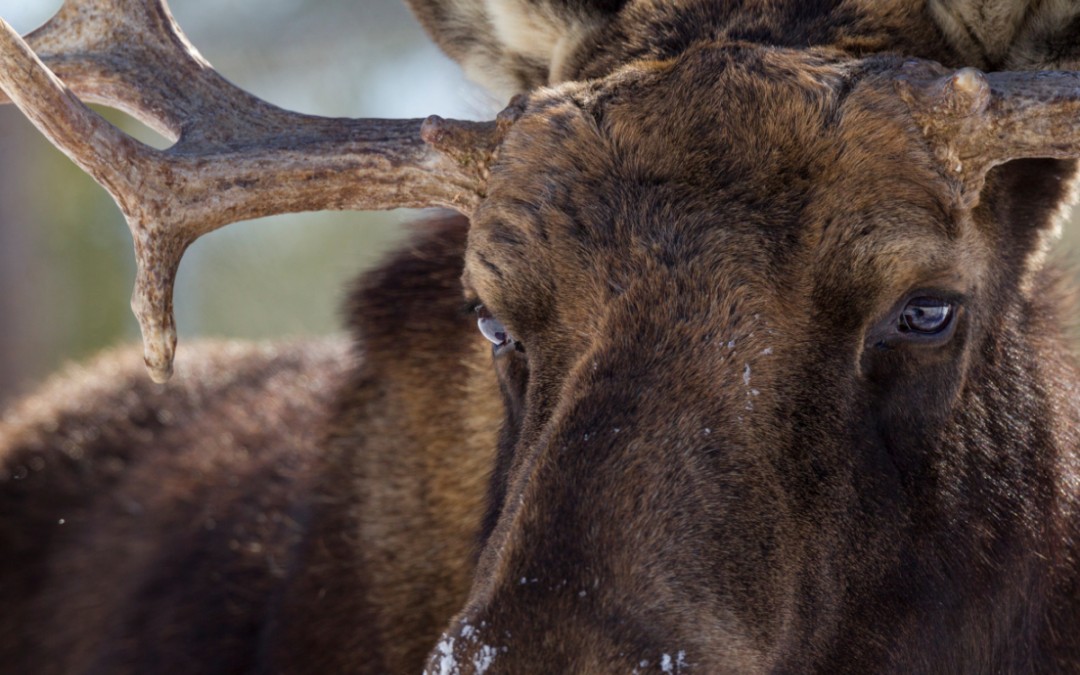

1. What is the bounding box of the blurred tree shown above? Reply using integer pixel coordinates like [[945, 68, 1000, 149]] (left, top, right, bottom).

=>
[[0, 110, 34, 405]]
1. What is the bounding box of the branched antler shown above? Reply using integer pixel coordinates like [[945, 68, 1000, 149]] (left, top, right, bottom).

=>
[[897, 64, 1080, 207], [0, 0, 520, 382]]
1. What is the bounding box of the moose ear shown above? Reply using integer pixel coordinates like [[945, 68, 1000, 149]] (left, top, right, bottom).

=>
[[405, 0, 625, 98], [930, 0, 1080, 70]]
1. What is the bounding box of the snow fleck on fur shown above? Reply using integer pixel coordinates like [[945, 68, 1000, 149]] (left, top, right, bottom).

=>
[[427, 622, 504, 674], [433, 635, 457, 675], [632, 649, 691, 673], [472, 644, 498, 674]]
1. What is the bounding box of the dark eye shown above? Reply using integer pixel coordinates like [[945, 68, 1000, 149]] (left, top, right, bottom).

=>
[[898, 297, 954, 335], [476, 305, 514, 348]]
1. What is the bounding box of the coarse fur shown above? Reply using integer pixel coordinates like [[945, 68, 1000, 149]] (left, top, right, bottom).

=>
[[3, 0, 1080, 673]]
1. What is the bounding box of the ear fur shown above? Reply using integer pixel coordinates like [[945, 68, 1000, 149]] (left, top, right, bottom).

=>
[[930, 0, 1080, 69], [404, 0, 626, 98]]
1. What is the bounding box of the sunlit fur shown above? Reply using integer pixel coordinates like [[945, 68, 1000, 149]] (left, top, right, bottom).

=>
[[3, 1, 1080, 673]]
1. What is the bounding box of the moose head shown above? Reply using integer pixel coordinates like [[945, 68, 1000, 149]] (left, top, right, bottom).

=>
[[1, 0, 1079, 673], [426, 50, 1080, 671]]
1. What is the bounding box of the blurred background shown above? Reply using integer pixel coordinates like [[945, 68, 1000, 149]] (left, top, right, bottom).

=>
[[0, 0, 495, 405], [0, 1, 1078, 407]]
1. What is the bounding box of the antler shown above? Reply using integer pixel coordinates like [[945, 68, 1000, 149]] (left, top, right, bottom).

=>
[[897, 64, 1080, 207], [0, 0, 520, 382]]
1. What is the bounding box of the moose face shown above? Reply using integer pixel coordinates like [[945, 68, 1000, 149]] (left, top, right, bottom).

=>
[[435, 46, 1069, 671]]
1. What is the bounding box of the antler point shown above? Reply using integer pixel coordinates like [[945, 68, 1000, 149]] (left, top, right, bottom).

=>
[[948, 67, 991, 116], [420, 115, 448, 146]]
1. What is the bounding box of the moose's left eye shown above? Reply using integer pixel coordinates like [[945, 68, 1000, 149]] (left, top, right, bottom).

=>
[[476, 305, 514, 347], [898, 297, 954, 335]]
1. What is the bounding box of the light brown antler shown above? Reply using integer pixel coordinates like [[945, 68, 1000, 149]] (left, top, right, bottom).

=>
[[0, 0, 520, 382], [897, 64, 1080, 207]]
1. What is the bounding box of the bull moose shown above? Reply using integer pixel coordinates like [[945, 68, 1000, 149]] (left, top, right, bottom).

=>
[[2, 0, 1080, 672]]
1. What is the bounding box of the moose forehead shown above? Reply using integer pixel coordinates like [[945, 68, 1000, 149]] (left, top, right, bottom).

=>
[[468, 47, 983, 326]]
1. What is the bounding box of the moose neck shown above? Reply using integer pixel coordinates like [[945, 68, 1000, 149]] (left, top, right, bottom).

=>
[[267, 216, 503, 674]]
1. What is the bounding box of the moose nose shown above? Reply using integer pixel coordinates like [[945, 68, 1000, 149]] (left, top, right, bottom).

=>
[[417, 320, 790, 673], [421, 416, 774, 672]]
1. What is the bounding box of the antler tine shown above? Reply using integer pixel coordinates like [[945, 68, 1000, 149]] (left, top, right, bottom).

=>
[[0, 0, 195, 139], [0, 0, 519, 382], [897, 64, 1080, 206]]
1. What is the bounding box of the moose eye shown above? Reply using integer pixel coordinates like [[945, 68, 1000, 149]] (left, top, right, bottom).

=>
[[476, 305, 514, 348], [898, 297, 954, 335]]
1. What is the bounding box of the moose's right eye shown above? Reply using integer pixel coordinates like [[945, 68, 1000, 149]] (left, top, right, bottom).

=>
[[476, 305, 516, 350], [898, 297, 954, 335], [866, 292, 964, 353]]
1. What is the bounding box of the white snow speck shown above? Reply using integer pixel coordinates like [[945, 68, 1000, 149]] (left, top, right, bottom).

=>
[[727, 340, 736, 349], [743, 363, 751, 386], [762, 347, 773, 355], [433, 635, 456, 675], [428, 624, 504, 675], [473, 644, 498, 674], [660, 650, 690, 673]]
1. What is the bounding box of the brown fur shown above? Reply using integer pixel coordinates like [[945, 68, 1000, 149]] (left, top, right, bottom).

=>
[[0, 339, 349, 673], [4, 1, 1080, 673]]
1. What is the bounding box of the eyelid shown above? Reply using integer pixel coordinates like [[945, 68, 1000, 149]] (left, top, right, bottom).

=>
[[876, 288, 966, 324], [905, 288, 966, 306]]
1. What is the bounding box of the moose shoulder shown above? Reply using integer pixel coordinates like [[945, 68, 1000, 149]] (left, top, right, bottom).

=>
[[2, 0, 1080, 673]]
